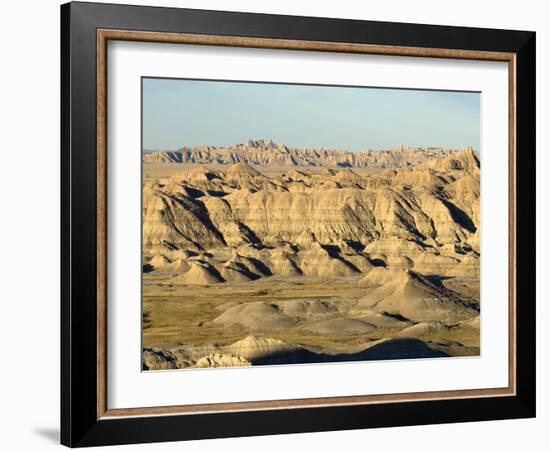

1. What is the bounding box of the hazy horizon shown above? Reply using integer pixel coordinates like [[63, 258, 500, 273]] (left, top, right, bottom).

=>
[[141, 140, 477, 153], [143, 78, 480, 152]]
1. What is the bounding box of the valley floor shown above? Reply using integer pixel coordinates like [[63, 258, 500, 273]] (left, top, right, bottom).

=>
[[143, 274, 480, 370]]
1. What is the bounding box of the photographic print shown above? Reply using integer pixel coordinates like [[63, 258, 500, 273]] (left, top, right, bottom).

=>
[[141, 78, 481, 371], [62, 6, 535, 444]]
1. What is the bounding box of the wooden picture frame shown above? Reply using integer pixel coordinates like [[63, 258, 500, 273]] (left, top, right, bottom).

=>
[[61, 1, 536, 447]]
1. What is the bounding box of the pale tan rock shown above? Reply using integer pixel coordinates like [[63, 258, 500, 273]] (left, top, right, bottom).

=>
[[143, 349, 177, 370], [213, 302, 296, 330], [285, 168, 311, 182], [227, 336, 300, 360], [396, 321, 449, 338], [143, 146, 479, 284], [169, 258, 190, 272], [390, 167, 445, 189], [142, 184, 225, 253], [226, 162, 264, 180], [412, 252, 461, 274], [267, 252, 302, 276], [355, 267, 478, 324], [352, 310, 412, 328], [421, 147, 480, 175], [171, 261, 225, 285], [149, 254, 171, 268], [333, 168, 364, 184], [144, 140, 457, 168], [297, 242, 358, 277], [276, 299, 337, 318], [386, 255, 414, 269], [459, 315, 480, 329], [194, 353, 251, 368], [220, 257, 259, 282], [446, 254, 480, 278]]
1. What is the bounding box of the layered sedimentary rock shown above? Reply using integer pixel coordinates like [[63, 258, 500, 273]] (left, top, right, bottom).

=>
[[143, 147, 480, 281], [144, 139, 459, 168]]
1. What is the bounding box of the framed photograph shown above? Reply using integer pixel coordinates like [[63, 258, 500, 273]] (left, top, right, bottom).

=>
[[61, 1, 536, 447]]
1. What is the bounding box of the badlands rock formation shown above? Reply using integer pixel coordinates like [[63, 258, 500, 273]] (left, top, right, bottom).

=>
[[144, 139, 458, 168], [142, 144, 481, 369]]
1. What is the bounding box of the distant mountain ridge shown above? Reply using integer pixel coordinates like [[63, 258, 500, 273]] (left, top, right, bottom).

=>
[[143, 139, 473, 169]]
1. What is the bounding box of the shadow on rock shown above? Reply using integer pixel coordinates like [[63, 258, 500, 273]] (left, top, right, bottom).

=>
[[251, 338, 447, 366]]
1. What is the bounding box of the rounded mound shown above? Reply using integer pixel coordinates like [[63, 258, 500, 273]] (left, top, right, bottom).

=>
[[397, 321, 449, 338], [213, 302, 295, 331], [149, 254, 171, 268], [227, 336, 299, 360], [276, 299, 337, 318], [301, 318, 376, 336], [171, 261, 225, 285], [355, 267, 478, 324], [226, 162, 263, 179]]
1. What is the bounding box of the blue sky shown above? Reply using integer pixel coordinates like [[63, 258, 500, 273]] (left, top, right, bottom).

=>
[[142, 78, 480, 152]]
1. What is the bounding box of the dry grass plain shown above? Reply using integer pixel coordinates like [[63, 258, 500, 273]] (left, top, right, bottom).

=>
[[143, 274, 479, 353]]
